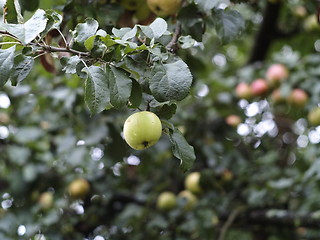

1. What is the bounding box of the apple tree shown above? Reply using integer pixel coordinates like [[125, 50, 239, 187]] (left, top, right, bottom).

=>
[[0, 0, 320, 239]]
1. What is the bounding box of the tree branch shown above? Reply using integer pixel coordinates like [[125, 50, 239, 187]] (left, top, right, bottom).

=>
[[247, 1, 282, 64], [166, 23, 181, 53]]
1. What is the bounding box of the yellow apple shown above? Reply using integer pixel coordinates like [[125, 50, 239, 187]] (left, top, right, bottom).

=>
[[156, 191, 177, 211], [184, 172, 202, 194], [38, 192, 54, 209], [123, 111, 162, 150], [147, 0, 182, 17], [308, 107, 320, 126], [68, 178, 90, 199], [120, 0, 145, 10], [178, 190, 198, 210]]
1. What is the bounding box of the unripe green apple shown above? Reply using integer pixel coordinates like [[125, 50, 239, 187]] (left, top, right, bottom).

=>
[[123, 111, 162, 150], [38, 192, 54, 210], [68, 178, 90, 199], [147, 0, 182, 17], [185, 172, 202, 194], [178, 190, 198, 210], [304, 15, 320, 32], [308, 107, 320, 126], [156, 191, 177, 211], [235, 82, 253, 100], [225, 115, 242, 128], [266, 64, 288, 86], [251, 78, 269, 96], [287, 88, 308, 107]]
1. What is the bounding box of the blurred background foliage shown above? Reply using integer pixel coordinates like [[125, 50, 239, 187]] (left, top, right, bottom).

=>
[[1, 0, 320, 239]]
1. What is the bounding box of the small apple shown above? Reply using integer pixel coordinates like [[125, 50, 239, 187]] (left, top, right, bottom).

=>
[[287, 88, 308, 107], [293, 6, 307, 18], [38, 192, 53, 210], [156, 191, 177, 211], [222, 169, 233, 182], [308, 107, 320, 126], [225, 115, 242, 128], [147, 0, 182, 17], [185, 172, 202, 194], [266, 64, 288, 86], [68, 178, 90, 199], [0, 112, 10, 124], [123, 111, 162, 150], [251, 78, 269, 96], [235, 82, 253, 100], [270, 89, 285, 104], [178, 190, 198, 210], [304, 15, 320, 32]]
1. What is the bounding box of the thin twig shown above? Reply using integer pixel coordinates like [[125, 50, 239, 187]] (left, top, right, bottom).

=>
[[56, 28, 69, 48], [218, 206, 247, 240], [166, 23, 181, 52]]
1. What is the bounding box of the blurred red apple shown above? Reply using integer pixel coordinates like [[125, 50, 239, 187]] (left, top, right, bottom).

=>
[[235, 82, 253, 100], [251, 78, 269, 96]]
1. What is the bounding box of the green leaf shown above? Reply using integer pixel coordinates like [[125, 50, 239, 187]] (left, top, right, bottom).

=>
[[60, 55, 81, 74], [212, 8, 245, 43], [10, 55, 34, 86], [179, 35, 196, 49], [108, 66, 132, 108], [194, 0, 219, 11], [73, 18, 99, 44], [0, 45, 15, 87], [122, 25, 137, 41], [2, 9, 47, 44], [4, 0, 23, 23], [83, 66, 111, 115], [150, 58, 193, 102], [42, 10, 63, 35], [157, 103, 177, 119], [168, 127, 195, 172], [149, 17, 168, 39], [129, 79, 142, 108]]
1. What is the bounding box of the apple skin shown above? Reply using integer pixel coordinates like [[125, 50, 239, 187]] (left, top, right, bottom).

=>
[[68, 178, 90, 199], [235, 82, 253, 100], [156, 191, 177, 211], [147, 0, 182, 17], [304, 15, 320, 32], [185, 172, 202, 194], [266, 64, 288, 86], [251, 78, 269, 96], [225, 115, 242, 128], [308, 107, 320, 126], [38, 192, 54, 209], [123, 111, 162, 150], [287, 89, 308, 107], [178, 190, 198, 210]]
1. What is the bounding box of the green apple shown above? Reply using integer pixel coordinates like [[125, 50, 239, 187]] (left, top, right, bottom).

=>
[[123, 111, 162, 150], [185, 172, 202, 194], [68, 178, 90, 199], [147, 0, 182, 17], [120, 0, 144, 10], [156, 191, 177, 211], [308, 107, 320, 126], [178, 190, 198, 210], [38, 192, 53, 210]]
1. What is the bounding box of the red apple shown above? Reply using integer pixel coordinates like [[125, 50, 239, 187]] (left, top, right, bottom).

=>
[[270, 89, 285, 104], [235, 82, 253, 100], [287, 88, 308, 107], [251, 78, 269, 96], [225, 115, 242, 127], [266, 64, 288, 86]]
